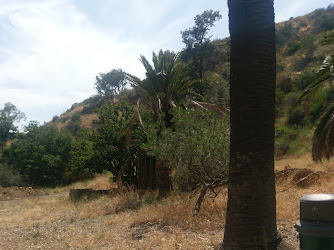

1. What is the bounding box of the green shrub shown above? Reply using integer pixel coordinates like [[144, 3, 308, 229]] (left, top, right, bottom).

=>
[[310, 88, 330, 122], [277, 74, 292, 93], [321, 32, 334, 45], [293, 71, 317, 90], [1, 122, 72, 186], [143, 108, 229, 191], [275, 126, 298, 156], [288, 107, 306, 126], [59, 116, 70, 124], [65, 113, 81, 135], [276, 22, 293, 48], [286, 41, 301, 56], [275, 89, 285, 117], [276, 54, 286, 73], [64, 128, 95, 183], [320, 13, 334, 31], [52, 115, 59, 123], [0, 163, 24, 187]]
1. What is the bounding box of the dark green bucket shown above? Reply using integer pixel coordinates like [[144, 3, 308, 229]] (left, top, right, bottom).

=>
[[295, 194, 334, 250]]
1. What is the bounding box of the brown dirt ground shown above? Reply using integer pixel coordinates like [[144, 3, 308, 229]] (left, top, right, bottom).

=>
[[1, 154, 334, 249]]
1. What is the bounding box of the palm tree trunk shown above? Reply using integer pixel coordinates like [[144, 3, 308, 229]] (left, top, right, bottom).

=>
[[223, 0, 279, 249]]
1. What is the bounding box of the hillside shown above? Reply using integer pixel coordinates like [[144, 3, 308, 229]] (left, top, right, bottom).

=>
[[2, 5, 334, 249], [48, 6, 334, 160]]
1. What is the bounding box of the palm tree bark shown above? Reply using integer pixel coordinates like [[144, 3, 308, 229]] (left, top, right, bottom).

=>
[[223, 1, 279, 249]]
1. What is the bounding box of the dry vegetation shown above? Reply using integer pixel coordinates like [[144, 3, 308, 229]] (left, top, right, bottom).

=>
[[1, 154, 334, 249]]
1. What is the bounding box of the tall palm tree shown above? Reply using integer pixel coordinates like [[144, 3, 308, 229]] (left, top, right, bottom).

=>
[[131, 50, 199, 127], [128, 50, 200, 195], [223, 0, 279, 249]]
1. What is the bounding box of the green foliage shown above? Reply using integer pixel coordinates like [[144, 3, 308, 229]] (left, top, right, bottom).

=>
[[276, 54, 286, 73], [203, 72, 229, 107], [276, 22, 293, 48], [0, 163, 24, 187], [59, 116, 70, 124], [2, 122, 72, 186], [300, 35, 316, 50], [275, 89, 285, 117], [93, 101, 140, 185], [309, 87, 330, 122], [288, 106, 306, 126], [275, 125, 297, 155], [65, 113, 81, 135], [64, 128, 95, 183], [319, 12, 334, 31], [143, 108, 229, 191], [95, 69, 127, 98], [293, 70, 317, 90], [52, 115, 59, 122], [81, 95, 106, 115], [312, 104, 334, 162], [181, 10, 222, 49], [286, 41, 301, 56], [129, 50, 200, 127], [0, 103, 26, 149], [277, 73, 292, 93], [180, 10, 222, 87], [321, 32, 334, 45]]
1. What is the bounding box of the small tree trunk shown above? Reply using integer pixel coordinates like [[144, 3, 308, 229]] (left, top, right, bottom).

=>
[[137, 149, 156, 190]]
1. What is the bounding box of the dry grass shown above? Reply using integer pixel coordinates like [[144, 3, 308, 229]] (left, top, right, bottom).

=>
[[1, 153, 334, 249], [80, 113, 98, 128]]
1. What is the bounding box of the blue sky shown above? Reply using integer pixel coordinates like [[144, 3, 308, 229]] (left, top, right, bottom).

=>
[[0, 0, 333, 126]]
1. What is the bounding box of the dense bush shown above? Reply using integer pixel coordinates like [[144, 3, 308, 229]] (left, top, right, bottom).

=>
[[275, 126, 297, 156], [0, 163, 24, 187], [92, 101, 141, 185], [276, 22, 293, 48], [288, 106, 306, 126], [277, 73, 292, 93], [319, 13, 334, 31], [286, 41, 301, 56], [310, 88, 330, 122], [275, 89, 285, 117], [81, 95, 106, 115], [65, 113, 81, 135], [203, 73, 230, 107], [2, 122, 72, 186], [143, 108, 229, 191], [64, 128, 95, 183], [293, 71, 317, 90]]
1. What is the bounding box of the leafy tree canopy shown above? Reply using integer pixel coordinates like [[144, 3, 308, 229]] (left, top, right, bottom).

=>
[[2, 122, 72, 186], [181, 10, 222, 49], [95, 69, 127, 98], [0, 102, 26, 149]]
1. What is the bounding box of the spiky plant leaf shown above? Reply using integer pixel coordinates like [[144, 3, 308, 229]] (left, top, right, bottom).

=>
[[312, 104, 334, 162]]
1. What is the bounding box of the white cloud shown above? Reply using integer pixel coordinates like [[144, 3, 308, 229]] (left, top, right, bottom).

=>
[[0, 0, 332, 125]]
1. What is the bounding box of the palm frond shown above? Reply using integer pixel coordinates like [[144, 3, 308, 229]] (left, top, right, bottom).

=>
[[116, 111, 138, 142], [296, 58, 333, 106], [312, 104, 334, 162]]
